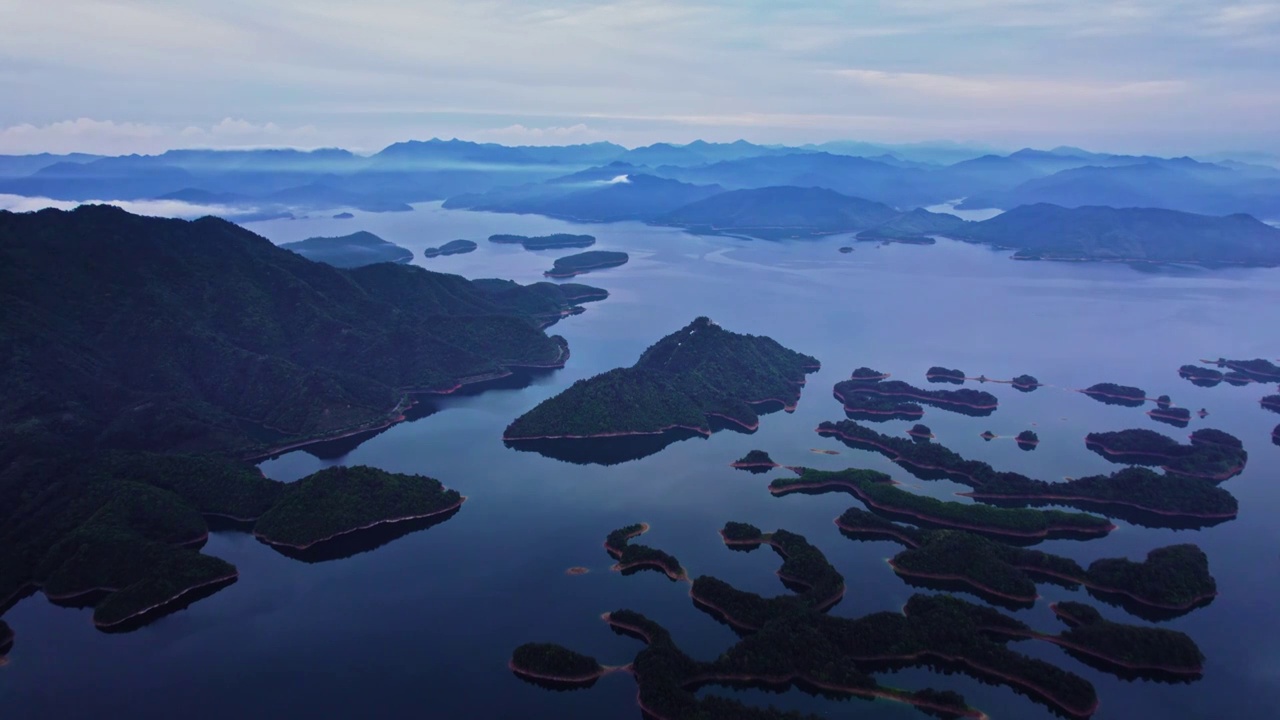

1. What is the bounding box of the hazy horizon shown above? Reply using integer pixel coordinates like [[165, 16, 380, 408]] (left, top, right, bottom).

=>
[[3, 1, 1278, 156]]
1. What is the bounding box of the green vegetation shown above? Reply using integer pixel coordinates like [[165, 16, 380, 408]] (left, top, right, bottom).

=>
[[952, 203, 1280, 266], [834, 379, 997, 417], [422, 239, 477, 258], [1012, 374, 1040, 391], [254, 466, 463, 549], [1016, 430, 1039, 450], [605, 524, 685, 580], [1212, 358, 1280, 383], [1179, 365, 1223, 387], [1082, 383, 1147, 407], [544, 250, 629, 278], [848, 367, 888, 383], [1053, 602, 1204, 674], [909, 424, 933, 439], [732, 450, 776, 467], [1085, 428, 1247, 479], [838, 246, 853, 253], [488, 233, 595, 250], [1264, 395, 1280, 414], [839, 391, 925, 420], [279, 230, 414, 268], [1086, 545, 1216, 610], [505, 317, 818, 438], [774, 468, 1112, 539], [510, 643, 603, 680], [1, 206, 545, 630], [926, 366, 966, 384], [720, 521, 764, 543], [818, 420, 1239, 523]]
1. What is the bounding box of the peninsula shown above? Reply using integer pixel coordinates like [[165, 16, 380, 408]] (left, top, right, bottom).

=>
[[504, 317, 819, 442]]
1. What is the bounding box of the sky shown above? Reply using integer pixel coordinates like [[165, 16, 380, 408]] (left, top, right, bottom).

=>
[[1, 0, 1278, 156]]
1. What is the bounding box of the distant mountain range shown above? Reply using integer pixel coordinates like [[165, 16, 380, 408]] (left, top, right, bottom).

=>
[[2, 138, 1277, 222]]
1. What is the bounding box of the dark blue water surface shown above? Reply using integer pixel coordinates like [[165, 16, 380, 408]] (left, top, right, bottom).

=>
[[3, 203, 1279, 719]]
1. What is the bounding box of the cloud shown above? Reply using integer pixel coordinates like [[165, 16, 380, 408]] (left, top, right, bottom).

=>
[[473, 123, 600, 144], [0, 118, 322, 154], [0, 193, 254, 219], [829, 69, 1188, 103]]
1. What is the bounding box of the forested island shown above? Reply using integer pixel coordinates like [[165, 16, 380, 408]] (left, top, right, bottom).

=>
[[772, 468, 1114, 540], [1264, 395, 1280, 414], [489, 233, 596, 250], [1012, 374, 1041, 391], [504, 317, 818, 445], [422, 239, 477, 257], [604, 524, 686, 581], [1085, 428, 1247, 480], [731, 450, 779, 472], [1017, 430, 1039, 450], [1081, 383, 1148, 407], [517, 525, 1116, 719], [544, 250, 630, 278], [1179, 365, 1223, 387], [926, 367, 966, 385], [1210, 358, 1280, 383], [839, 391, 925, 421], [510, 643, 609, 686], [833, 377, 998, 417], [0, 206, 584, 631], [817, 420, 1239, 525], [849, 367, 891, 383], [908, 424, 934, 440], [280, 230, 414, 268]]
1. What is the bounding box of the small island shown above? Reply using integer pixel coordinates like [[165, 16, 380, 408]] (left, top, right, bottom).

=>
[[980, 430, 997, 441], [510, 642, 608, 686], [422, 239, 477, 258], [605, 524, 686, 581], [848, 366, 891, 383], [279, 230, 414, 268], [1179, 365, 1223, 387], [1081, 383, 1148, 408], [731, 450, 779, 472], [1016, 430, 1039, 450], [489, 233, 596, 250], [908, 424, 934, 440], [926, 366, 966, 385], [1263, 394, 1280, 414], [544, 250, 630, 278], [838, 246, 853, 254], [332, 212, 354, 219], [1211, 357, 1280, 383], [505, 317, 819, 447], [1148, 406, 1191, 427], [1012, 374, 1041, 392], [833, 378, 998, 417], [253, 466, 465, 551], [1084, 428, 1247, 481], [772, 468, 1114, 540]]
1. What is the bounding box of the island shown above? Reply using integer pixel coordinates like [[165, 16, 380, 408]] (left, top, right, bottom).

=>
[[0, 620, 11, 656], [332, 212, 354, 219], [544, 250, 630, 278], [908, 424, 934, 440], [1016, 430, 1039, 451], [772, 468, 1115, 540], [253, 466, 464, 551], [504, 317, 819, 452], [510, 643, 609, 686], [1012, 374, 1041, 392], [833, 510, 1215, 618], [1179, 365, 1223, 387], [489, 233, 596, 250], [1050, 601, 1204, 678], [1, 206, 588, 630], [1224, 372, 1254, 386], [1264, 395, 1280, 414], [838, 246, 853, 254], [927, 366, 966, 385], [517, 526, 1107, 719], [604, 524, 686, 581], [848, 366, 891, 383], [1210, 358, 1280, 383], [1273, 424, 1280, 446], [1148, 405, 1191, 427], [839, 390, 925, 421], [731, 450, 779, 472], [833, 378, 998, 417], [469, 278, 608, 328], [981, 431, 997, 441], [1081, 383, 1148, 408], [422, 239, 477, 258], [817, 420, 1239, 526], [279, 230, 414, 268], [1084, 428, 1247, 480]]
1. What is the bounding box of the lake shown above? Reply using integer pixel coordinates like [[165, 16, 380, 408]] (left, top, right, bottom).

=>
[[2, 202, 1278, 719]]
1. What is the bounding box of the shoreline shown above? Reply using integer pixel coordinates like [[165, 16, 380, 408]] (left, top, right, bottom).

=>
[[93, 571, 240, 630], [255, 496, 467, 550], [961, 490, 1237, 520], [506, 424, 711, 441], [844, 386, 998, 411], [888, 559, 1037, 603]]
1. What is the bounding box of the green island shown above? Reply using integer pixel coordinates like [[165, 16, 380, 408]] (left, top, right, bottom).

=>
[[0, 206, 579, 631], [1016, 430, 1039, 450], [848, 367, 890, 383], [422, 238, 477, 258], [839, 390, 925, 421], [504, 317, 819, 441], [926, 366, 966, 385], [834, 509, 1216, 617], [816, 420, 1239, 525], [1264, 395, 1280, 414], [544, 250, 630, 278], [1148, 406, 1191, 427], [279, 230, 414, 268], [253, 466, 464, 550], [1179, 365, 1223, 387], [488, 232, 596, 250], [1273, 424, 1280, 446], [731, 450, 779, 472], [1084, 428, 1247, 480], [510, 642, 607, 685], [517, 527, 1109, 719], [980, 431, 997, 441], [1210, 357, 1280, 383], [1050, 602, 1204, 677], [908, 424, 934, 440], [605, 524, 686, 581], [834, 378, 998, 418], [838, 246, 853, 254], [1081, 382, 1148, 408], [771, 468, 1114, 540], [712, 525, 845, 611], [1011, 374, 1041, 392]]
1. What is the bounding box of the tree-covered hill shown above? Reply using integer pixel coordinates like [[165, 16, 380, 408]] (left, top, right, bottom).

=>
[[279, 230, 414, 268]]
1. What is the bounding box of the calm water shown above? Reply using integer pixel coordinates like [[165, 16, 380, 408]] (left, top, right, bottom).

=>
[[3, 202, 1279, 719]]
